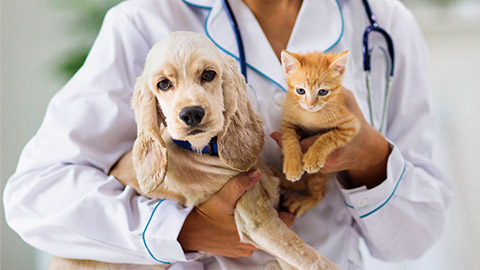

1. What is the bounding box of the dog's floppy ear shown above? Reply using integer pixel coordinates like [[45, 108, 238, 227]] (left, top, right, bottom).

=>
[[131, 75, 168, 194], [217, 57, 265, 171]]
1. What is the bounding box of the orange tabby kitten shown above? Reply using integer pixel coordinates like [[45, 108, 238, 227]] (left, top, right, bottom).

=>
[[280, 50, 360, 216]]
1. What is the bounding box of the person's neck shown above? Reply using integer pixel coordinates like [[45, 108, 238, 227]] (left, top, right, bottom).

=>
[[242, 0, 302, 15], [242, 0, 303, 60]]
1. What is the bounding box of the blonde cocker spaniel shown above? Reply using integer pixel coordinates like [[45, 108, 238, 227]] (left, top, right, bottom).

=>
[[49, 32, 338, 270]]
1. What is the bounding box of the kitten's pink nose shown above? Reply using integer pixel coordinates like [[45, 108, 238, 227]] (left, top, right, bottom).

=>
[[306, 99, 316, 108]]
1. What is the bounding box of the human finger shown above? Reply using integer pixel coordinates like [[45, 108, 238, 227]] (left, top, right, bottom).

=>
[[270, 132, 283, 148], [341, 87, 367, 122], [299, 134, 321, 153], [109, 150, 139, 189], [217, 246, 256, 258], [278, 211, 295, 227], [205, 169, 261, 215]]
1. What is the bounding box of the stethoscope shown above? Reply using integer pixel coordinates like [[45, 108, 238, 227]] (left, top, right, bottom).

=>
[[221, 0, 395, 133], [361, 0, 395, 133]]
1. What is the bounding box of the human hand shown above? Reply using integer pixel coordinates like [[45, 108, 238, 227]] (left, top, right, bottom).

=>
[[109, 150, 143, 191], [111, 152, 295, 256], [178, 170, 295, 257], [271, 87, 391, 189]]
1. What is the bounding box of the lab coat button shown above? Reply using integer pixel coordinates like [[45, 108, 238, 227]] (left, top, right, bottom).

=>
[[264, 260, 281, 270], [274, 92, 285, 106], [355, 198, 369, 207]]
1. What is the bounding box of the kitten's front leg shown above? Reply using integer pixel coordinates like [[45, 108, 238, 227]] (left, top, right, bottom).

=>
[[302, 135, 330, 173], [303, 118, 359, 173], [281, 122, 304, 181]]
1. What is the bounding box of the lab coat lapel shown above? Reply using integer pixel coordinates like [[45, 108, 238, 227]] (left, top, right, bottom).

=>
[[205, 0, 285, 89], [204, 0, 344, 91], [182, 0, 216, 9]]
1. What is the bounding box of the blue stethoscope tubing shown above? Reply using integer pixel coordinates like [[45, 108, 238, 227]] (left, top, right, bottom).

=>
[[361, 0, 395, 133], [361, 0, 395, 77], [222, 0, 395, 133], [221, 0, 248, 82]]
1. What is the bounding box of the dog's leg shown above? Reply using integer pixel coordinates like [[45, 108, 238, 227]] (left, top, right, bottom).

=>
[[234, 183, 338, 270], [276, 258, 298, 270]]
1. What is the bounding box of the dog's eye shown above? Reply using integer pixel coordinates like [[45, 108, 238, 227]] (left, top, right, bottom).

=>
[[201, 70, 216, 82], [157, 79, 172, 91]]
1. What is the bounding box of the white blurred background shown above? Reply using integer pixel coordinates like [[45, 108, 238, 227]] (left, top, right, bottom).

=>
[[1, 0, 479, 269]]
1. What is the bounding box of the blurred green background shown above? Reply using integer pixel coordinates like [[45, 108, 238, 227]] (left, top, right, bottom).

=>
[[50, 0, 122, 79]]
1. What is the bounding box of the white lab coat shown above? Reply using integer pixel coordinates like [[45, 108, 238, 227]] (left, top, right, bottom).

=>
[[3, 0, 453, 269]]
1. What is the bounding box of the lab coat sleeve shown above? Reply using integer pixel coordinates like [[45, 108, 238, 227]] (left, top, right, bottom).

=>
[[336, 6, 453, 261], [3, 3, 194, 264]]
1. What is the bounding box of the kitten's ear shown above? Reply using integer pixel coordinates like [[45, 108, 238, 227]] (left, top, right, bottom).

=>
[[329, 50, 349, 76], [281, 50, 301, 75]]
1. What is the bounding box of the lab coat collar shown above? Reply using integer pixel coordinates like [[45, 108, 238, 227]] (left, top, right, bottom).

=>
[[184, 0, 344, 91], [182, 0, 216, 9]]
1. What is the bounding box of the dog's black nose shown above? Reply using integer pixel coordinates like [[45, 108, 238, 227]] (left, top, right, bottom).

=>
[[179, 106, 205, 127]]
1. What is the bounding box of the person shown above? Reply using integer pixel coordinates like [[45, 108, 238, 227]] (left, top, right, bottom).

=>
[[3, 0, 453, 269]]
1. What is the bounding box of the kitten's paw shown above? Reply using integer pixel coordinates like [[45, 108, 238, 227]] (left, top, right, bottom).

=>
[[302, 152, 326, 173], [303, 163, 321, 174], [283, 159, 304, 182], [283, 195, 318, 217]]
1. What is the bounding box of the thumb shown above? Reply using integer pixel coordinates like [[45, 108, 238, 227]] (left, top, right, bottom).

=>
[[270, 132, 283, 148], [204, 169, 261, 215]]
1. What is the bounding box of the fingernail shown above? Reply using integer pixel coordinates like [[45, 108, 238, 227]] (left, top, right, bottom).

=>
[[248, 169, 260, 180]]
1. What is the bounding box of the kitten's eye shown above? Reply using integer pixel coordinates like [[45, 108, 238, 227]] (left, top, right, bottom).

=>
[[157, 79, 172, 91], [201, 70, 216, 82], [296, 88, 306, 95], [318, 89, 329, 96]]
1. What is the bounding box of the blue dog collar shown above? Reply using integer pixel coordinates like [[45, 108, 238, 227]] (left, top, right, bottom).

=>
[[171, 137, 219, 156]]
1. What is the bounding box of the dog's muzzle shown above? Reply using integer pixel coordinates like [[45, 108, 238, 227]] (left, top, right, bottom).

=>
[[179, 106, 205, 127]]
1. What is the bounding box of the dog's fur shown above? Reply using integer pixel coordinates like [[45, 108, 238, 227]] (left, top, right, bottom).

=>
[[49, 32, 338, 270]]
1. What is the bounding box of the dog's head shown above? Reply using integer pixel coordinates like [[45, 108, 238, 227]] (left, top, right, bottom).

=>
[[132, 31, 265, 194]]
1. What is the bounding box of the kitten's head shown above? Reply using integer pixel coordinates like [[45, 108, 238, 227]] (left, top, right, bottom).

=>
[[281, 50, 349, 112]]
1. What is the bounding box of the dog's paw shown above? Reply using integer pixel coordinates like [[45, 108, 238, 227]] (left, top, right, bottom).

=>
[[302, 151, 326, 173], [283, 159, 304, 182], [283, 195, 318, 217]]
